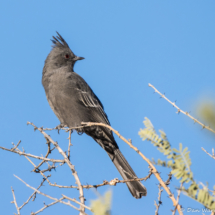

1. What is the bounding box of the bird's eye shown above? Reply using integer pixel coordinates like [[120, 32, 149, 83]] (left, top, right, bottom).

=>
[[65, 54, 70, 59]]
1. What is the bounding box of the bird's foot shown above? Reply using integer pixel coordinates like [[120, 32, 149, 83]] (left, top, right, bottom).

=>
[[54, 123, 66, 133]]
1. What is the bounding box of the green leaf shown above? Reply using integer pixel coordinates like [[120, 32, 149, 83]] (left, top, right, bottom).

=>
[[179, 143, 183, 152], [180, 175, 188, 183], [197, 189, 206, 203], [167, 154, 173, 159], [183, 147, 188, 153]]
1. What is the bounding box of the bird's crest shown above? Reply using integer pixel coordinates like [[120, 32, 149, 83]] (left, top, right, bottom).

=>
[[51, 32, 70, 49]]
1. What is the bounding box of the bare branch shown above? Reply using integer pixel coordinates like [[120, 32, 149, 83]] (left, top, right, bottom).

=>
[[14, 175, 83, 213], [32, 140, 52, 172], [67, 130, 73, 160], [62, 195, 92, 212], [154, 184, 163, 215], [81, 122, 183, 215], [202, 147, 215, 160], [19, 178, 47, 210], [27, 122, 86, 215], [148, 83, 215, 134], [0, 145, 63, 163], [11, 187, 20, 215], [11, 140, 21, 152], [165, 173, 172, 186], [172, 183, 183, 215], [31, 197, 64, 215]]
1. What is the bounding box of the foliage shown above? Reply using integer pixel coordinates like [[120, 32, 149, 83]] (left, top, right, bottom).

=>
[[197, 101, 215, 130], [139, 117, 215, 210], [90, 191, 112, 215]]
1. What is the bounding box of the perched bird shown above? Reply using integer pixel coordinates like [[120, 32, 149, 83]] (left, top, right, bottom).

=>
[[42, 32, 147, 198]]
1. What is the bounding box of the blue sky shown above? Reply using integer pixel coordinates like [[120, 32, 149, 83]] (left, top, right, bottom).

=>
[[0, 1, 215, 214]]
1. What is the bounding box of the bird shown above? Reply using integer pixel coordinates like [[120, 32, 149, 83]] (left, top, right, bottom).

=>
[[42, 32, 147, 199]]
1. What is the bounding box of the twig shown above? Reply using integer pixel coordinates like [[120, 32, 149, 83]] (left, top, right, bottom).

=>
[[202, 147, 215, 160], [11, 187, 20, 215], [22, 162, 151, 190], [67, 130, 73, 160], [38, 162, 56, 173], [172, 183, 183, 215], [154, 184, 163, 215], [17, 148, 77, 189], [32, 140, 52, 172], [0, 145, 63, 163], [19, 178, 47, 210], [62, 195, 92, 212], [83, 167, 153, 189], [14, 146, 65, 191], [154, 173, 171, 215], [31, 197, 64, 215], [14, 175, 83, 213], [165, 173, 172, 186], [81, 122, 183, 215], [11, 140, 21, 152], [148, 83, 215, 134], [27, 122, 86, 215]]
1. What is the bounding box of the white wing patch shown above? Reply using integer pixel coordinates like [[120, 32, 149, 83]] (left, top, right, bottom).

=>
[[77, 88, 109, 124]]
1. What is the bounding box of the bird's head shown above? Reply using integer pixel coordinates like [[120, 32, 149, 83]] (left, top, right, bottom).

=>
[[44, 32, 84, 71]]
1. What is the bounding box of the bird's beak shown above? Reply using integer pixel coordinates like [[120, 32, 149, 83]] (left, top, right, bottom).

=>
[[74, 56, 85, 61]]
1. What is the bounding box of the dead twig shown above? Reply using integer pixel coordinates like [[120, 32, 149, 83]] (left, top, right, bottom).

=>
[[67, 130, 73, 160], [19, 178, 47, 210], [81, 122, 183, 215], [148, 83, 215, 134], [11, 140, 21, 152], [27, 122, 86, 215], [154, 184, 163, 215], [32, 140, 52, 172], [31, 197, 64, 215], [62, 195, 93, 212], [14, 175, 85, 213], [172, 183, 183, 215], [11, 187, 20, 215], [0, 145, 63, 163], [202, 147, 215, 160]]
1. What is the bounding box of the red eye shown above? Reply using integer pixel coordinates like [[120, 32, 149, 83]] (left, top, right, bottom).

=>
[[65, 54, 69, 59]]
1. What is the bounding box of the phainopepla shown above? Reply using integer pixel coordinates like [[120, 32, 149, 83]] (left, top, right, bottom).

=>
[[42, 32, 147, 199]]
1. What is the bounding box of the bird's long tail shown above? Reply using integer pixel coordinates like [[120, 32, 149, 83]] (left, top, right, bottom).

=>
[[108, 148, 147, 199], [84, 126, 147, 199]]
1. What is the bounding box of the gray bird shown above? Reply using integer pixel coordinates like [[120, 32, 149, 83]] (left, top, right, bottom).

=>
[[42, 32, 147, 199]]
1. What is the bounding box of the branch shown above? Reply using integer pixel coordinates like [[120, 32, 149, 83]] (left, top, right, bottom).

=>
[[154, 184, 163, 215], [202, 147, 215, 160], [81, 122, 183, 215], [67, 130, 73, 160], [19, 178, 47, 210], [11, 187, 20, 215], [172, 183, 183, 215], [27, 122, 86, 215], [14, 175, 86, 214], [11, 140, 21, 152], [31, 140, 52, 172], [16, 146, 78, 189], [62, 195, 93, 212], [82, 167, 153, 189], [148, 83, 215, 134], [31, 197, 64, 215], [0, 145, 63, 163]]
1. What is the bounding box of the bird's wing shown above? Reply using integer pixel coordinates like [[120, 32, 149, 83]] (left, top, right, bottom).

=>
[[70, 72, 116, 144], [76, 87, 110, 125]]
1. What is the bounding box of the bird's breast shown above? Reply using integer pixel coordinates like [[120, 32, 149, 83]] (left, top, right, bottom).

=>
[[44, 71, 85, 127]]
